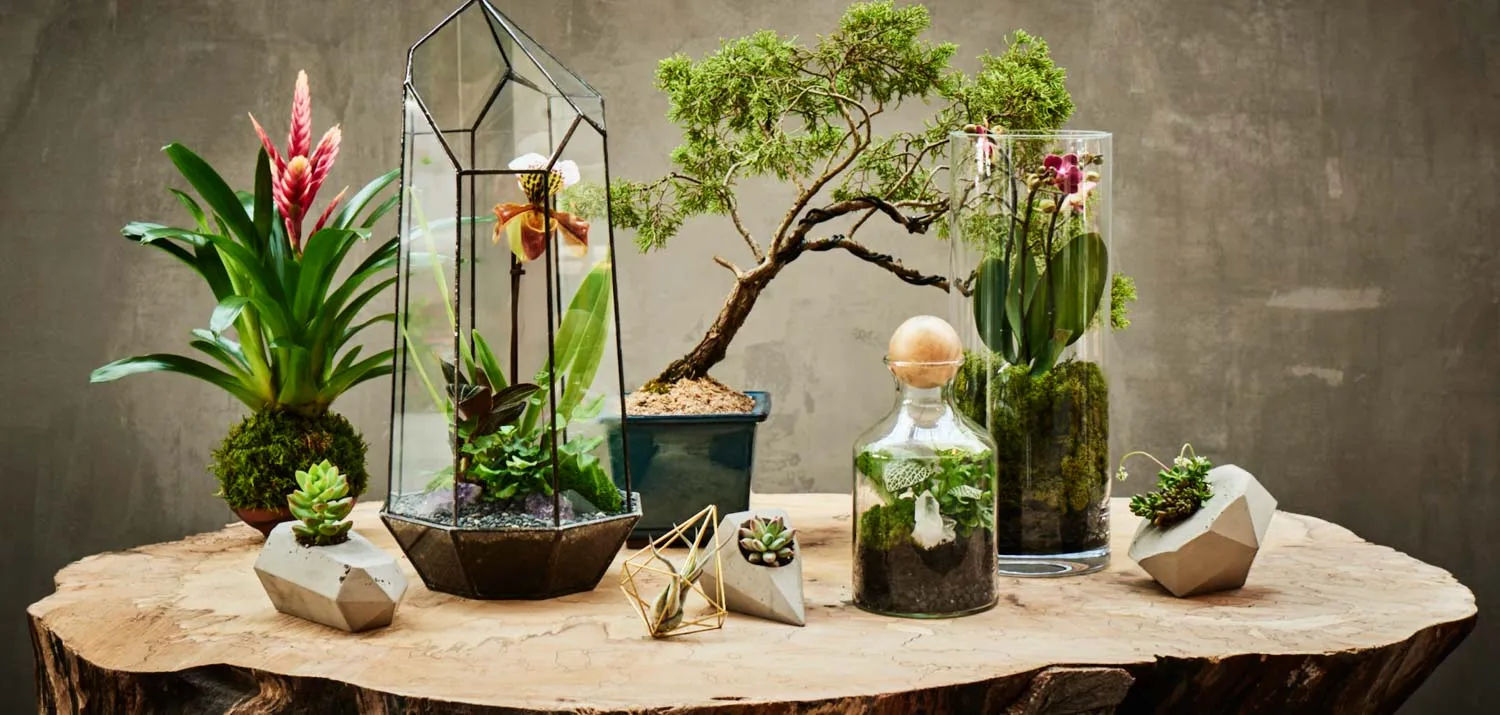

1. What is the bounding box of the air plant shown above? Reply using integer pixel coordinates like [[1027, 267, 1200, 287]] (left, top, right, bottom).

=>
[[737, 516, 796, 566], [287, 460, 355, 546], [648, 542, 709, 636], [1117, 444, 1215, 528]]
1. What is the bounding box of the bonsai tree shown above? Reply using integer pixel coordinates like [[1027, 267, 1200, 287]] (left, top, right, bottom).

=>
[[599, 1, 1077, 388], [91, 71, 398, 517]]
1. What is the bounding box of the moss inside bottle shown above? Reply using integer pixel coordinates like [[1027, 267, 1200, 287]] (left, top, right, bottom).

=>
[[853, 351, 998, 618]]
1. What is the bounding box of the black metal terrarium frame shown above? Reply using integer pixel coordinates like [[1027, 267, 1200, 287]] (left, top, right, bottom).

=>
[[381, 0, 638, 600]]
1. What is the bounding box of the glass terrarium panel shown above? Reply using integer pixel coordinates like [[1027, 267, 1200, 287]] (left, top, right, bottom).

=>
[[408, 0, 508, 168], [471, 78, 552, 171], [481, 2, 604, 132], [547, 119, 625, 490], [391, 90, 463, 519]]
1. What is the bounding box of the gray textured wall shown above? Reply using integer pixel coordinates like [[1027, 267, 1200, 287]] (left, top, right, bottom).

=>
[[1, 0, 1494, 712]]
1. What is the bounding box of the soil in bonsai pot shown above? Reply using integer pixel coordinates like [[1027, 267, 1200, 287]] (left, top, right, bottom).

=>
[[956, 358, 1109, 555], [625, 376, 754, 415]]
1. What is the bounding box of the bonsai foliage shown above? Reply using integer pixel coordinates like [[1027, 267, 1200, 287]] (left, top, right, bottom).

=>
[[600, 2, 1076, 385], [212, 409, 367, 510], [288, 460, 355, 546], [737, 516, 796, 566], [91, 71, 399, 417], [1117, 444, 1215, 528]]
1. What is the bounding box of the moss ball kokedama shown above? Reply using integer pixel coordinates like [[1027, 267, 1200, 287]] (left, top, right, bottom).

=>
[[213, 410, 368, 512]]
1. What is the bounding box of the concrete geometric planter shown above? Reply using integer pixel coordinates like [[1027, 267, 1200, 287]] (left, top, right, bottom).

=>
[[254, 522, 407, 632], [1128, 465, 1277, 597], [700, 508, 805, 626]]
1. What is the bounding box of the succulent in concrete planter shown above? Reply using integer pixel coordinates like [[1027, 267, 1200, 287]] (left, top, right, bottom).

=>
[[255, 462, 406, 632], [1119, 446, 1278, 597], [738, 515, 796, 567], [90, 70, 397, 535], [287, 461, 355, 546], [702, 508, 807, 626]]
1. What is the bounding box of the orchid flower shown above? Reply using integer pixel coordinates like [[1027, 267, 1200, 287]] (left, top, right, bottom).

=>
[[249, 70, 345, 255], [491, 153, 590, 262], [1042, 152, 1083, 194], [1062, 180, 1097, 213]]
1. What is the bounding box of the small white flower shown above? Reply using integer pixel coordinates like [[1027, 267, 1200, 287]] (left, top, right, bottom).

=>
[[508, 152, 580, 187]]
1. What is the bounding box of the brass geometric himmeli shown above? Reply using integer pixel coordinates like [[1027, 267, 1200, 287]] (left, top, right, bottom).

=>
[[620, 505, 726, 638]]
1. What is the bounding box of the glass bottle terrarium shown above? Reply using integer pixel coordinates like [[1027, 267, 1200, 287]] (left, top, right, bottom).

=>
[[382, 0, 640, 599], [853, 354, 998, 618], [949, 129, 1115, 576]]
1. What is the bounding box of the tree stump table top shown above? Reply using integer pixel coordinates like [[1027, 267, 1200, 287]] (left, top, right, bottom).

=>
[[30, 495, 1474, 714]]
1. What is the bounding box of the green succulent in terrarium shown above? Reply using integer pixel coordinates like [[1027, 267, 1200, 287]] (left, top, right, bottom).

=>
[[1117, 444, 1215, 528], [738, 516, 796, 567], [287, 460, 355, 547]]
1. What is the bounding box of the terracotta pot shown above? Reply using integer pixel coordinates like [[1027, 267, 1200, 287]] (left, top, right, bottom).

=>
[[233, 506, 295, 537]]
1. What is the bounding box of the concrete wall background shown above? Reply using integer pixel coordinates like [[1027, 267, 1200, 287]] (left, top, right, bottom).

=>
[[1, 0, 1494, 711]]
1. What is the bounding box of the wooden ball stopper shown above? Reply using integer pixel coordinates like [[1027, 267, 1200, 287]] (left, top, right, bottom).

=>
[[887, 315, 963, 388]]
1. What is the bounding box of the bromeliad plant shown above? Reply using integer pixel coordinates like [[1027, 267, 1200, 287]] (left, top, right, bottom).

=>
[[91, 71, 399, 513], [1117, 444, 1215, 528], [288, 460, 356, 546]]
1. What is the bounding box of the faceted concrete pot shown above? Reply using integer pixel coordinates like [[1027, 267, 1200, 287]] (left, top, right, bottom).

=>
[[607, 392, 770, 542], [1129, 465, 1277, 597], [254, 523, 407, 632], [700, 508, 805, 626], [382, 495, 641, 600]]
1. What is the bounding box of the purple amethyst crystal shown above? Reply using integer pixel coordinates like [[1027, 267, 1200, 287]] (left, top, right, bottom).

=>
[[523, 492, 574, 522]]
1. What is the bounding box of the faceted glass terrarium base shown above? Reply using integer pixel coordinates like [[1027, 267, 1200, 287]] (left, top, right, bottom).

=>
[[382, 495, 641, 599], [997, 546, 1109, 577]]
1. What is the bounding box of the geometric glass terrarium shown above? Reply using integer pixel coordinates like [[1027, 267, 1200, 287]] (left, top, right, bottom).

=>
[[382, 0, 640, 599]]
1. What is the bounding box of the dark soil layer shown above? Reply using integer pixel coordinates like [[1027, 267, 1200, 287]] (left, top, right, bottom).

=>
[[855, 529, 996, 616], [956, 357, 1110, 555]]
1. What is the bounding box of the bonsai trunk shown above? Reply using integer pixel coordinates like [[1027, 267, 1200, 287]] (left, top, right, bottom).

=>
[[652, 272, 772, 385]]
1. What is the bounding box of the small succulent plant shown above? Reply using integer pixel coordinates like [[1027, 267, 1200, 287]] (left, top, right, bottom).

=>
[[738, 516, 796, 567], [1117, 444, 1214, 528], [287, 460, 355, 546]]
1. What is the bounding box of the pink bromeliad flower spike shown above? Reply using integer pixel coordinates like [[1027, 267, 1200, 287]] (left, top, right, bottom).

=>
[[249, 70, 345, 255]]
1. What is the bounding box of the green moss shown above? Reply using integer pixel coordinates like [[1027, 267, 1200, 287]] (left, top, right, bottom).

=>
[[858, 499, 915, 551], [211, 409, 368, 510], [956, 355, 1108, 552]]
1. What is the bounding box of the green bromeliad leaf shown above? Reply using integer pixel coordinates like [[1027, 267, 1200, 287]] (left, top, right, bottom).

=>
[[95, 142, 400, 415]]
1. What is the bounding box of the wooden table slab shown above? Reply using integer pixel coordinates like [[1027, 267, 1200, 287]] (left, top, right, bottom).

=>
[[29, 495, 1475, 714]]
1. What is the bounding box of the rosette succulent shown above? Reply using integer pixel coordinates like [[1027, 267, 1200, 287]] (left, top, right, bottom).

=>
[[287, 460, 355, 546], [737, 516, 796, 566]]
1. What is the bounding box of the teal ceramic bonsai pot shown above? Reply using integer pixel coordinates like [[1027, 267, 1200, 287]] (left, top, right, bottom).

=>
[[608, 392, 771, 541]]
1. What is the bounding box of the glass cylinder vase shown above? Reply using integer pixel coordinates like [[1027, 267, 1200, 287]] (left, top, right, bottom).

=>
[[948, 130, 1114, 576], [852, 358, 998, 618]]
